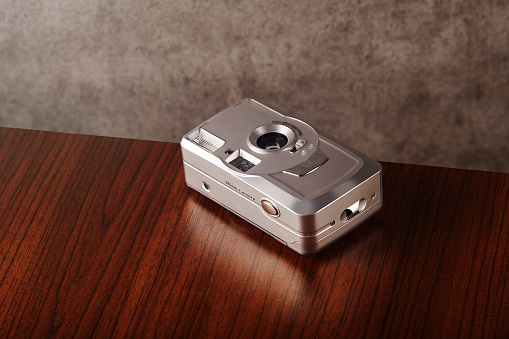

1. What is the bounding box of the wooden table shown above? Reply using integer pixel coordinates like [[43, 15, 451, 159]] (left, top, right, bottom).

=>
[[0, 127, 507, 338]]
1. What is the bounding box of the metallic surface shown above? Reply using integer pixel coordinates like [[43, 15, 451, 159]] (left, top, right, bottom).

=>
[[181, 99, 383, 254]]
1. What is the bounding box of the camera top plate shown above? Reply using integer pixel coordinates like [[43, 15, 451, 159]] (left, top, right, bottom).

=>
[[187, 99, 320, 175]]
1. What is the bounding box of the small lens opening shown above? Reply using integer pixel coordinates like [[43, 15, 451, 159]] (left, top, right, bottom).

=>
[[256, 132, 288, 150]]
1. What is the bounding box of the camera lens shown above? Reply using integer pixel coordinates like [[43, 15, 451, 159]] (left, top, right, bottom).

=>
[[249, 124, 295, 152], [257, 132, 288, 150]]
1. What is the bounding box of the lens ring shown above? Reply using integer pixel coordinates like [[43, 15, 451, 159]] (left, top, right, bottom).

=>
[[249, 124, 296, 152]]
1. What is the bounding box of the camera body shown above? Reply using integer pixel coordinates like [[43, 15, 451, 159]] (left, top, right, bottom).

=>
[[180, 99, 382, 254]]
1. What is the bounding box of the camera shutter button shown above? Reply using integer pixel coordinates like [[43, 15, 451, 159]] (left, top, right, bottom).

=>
[[261, 199, 279, 217]]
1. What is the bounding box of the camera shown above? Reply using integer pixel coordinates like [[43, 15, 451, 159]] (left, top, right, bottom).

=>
[[180, 99, 382, 254]]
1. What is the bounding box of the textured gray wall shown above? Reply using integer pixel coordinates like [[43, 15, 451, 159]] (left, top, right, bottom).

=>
[[1, 0, 508, 172]]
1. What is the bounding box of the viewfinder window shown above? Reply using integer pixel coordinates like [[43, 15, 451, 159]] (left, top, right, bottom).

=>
[[225, 149, 261, 172], [229, 156, 255, 172]]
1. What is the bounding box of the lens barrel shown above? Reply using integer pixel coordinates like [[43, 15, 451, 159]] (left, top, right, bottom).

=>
[[249, 124, 295, 152], [257, 132, 288, 150]]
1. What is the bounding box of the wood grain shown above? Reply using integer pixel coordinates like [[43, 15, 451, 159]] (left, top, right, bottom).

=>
[[0, 127, 507, 338]]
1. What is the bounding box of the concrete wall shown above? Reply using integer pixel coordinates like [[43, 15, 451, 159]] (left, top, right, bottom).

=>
[[1, 0, 508, 172]]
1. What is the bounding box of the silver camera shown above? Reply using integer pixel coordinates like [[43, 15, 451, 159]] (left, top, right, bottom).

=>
[[180, 99, 382, 254]]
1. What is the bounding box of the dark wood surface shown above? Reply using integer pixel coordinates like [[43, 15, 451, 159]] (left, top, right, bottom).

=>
[[0, 127, 507, 338]]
